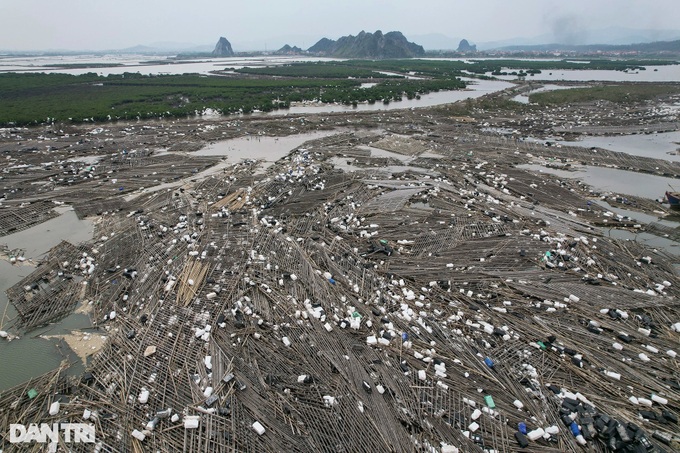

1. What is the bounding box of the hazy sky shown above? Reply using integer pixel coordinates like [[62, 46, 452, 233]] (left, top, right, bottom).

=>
[[1, 0, 679, 51]]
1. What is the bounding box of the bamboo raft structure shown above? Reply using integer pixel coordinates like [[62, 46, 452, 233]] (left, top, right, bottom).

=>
[[0, 201, 60, 236], [1, 128, 679, 452]]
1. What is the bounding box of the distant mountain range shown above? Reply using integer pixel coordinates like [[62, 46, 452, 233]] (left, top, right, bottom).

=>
[[307, 31, 424, 58], [3, 27, 680, 55], [275, 44, 303, 55], [152, 27, 680, 53]]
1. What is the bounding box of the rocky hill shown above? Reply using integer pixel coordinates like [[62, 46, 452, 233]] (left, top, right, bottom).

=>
[[275, 44, 303, 55], [308, 31, 424, 58], [212, 37, 234, 57], [308, 38, 335, 54], [457, 39, 477, 53]]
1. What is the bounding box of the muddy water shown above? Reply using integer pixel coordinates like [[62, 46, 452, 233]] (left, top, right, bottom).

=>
[[2, 207, 94, 258], [605, 228, 680, 257], [330, 145, 436, 175], [556, 131, 680, 162], [123, 130, 348, 201], [0, 208, 94, 391], [593, 200, 673, 226], [493, 65, 680, 82], [520, 164, 680, 260], [593, 200, 680, 256], [595, 200, 680, 257], [266, 79, 515, 115], [194, 130, 336, 163], [0, 55, 341, 76], [519, 164, 678, 200]]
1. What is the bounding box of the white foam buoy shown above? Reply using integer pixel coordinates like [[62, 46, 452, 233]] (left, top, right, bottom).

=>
[[138, 388, 150, 404], [637, 397, 652, 407], [184, 416, 200, 429], [252, 421, 266, 435], [651, 394, 668, 405], [605, 371, 621, 380], [49, 401, 60, 416]]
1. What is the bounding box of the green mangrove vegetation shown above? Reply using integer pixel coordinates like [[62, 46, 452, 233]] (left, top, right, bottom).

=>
[[1, 58, 678, 126], [234, 63, 400, 79], [0, 72, 354, 125], [0, 61, 466, 125], [273, 59, 677, 78]]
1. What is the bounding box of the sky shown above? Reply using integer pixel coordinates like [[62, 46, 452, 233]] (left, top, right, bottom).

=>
[[1, 0, 679, 51]]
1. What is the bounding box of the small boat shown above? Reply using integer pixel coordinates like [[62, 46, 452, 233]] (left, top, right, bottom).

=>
[[665, 191, 680, 208]]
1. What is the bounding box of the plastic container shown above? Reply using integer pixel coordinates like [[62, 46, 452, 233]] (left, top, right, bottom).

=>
[[527, 427, 545, 441], [570, 422, 580, 437]]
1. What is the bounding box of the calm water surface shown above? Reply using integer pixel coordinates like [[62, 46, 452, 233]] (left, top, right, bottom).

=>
[[0, 208, 94, 391]]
